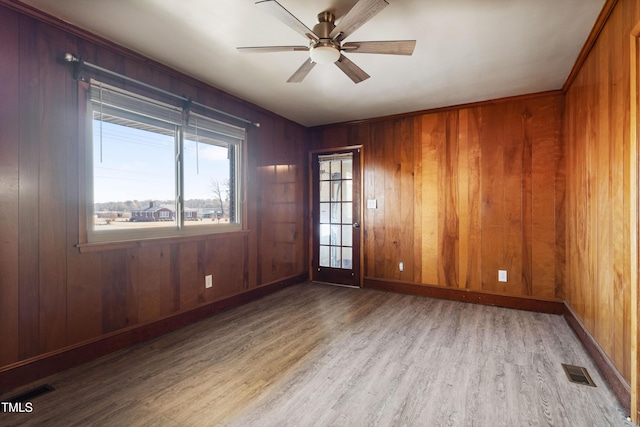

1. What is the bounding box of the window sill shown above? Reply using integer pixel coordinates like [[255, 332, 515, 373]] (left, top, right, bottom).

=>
[[76, 229, 250, 253]]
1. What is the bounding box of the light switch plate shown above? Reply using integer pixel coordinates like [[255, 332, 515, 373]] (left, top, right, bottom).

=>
[[367, 199, 377, 209]]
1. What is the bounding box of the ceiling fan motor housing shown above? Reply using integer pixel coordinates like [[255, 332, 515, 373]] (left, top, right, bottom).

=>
[[313, 12, 336, 38], [310, 12, 340, 64]]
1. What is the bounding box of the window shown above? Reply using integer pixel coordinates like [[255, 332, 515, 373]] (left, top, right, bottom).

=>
[[87, 80, 244, 243]]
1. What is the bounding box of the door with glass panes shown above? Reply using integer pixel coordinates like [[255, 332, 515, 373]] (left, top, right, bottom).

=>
[[311, 149, 361, 287]]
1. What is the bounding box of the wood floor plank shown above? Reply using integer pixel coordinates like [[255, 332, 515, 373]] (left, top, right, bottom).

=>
[[0, 283, 631, 426]]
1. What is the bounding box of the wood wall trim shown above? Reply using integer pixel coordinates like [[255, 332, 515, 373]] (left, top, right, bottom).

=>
[[364, 278, 565, 314], [562, 0, 619, 92], [0, 274, 307, 395], [310, 90, 564, 130], [564, 302, 631, 414], [630, 18, 640, 423]]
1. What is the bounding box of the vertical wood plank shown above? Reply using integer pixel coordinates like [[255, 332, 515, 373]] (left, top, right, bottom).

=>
[[0, 8, 21, 366], [466, 108, 483, 291], [66, 251, 103, 344], [531, 97, 562, 299], [136, 245, 172, 322], [421, 114, 440, 285], [101, 251, 132, 333], [37, 22, 73, 353], [398, 118, 415, 281], [178, 242, 199, 309], [480, 103, 506, 293], [629, 12, 640, 421], [412, 118, 423, 284], [18, 14, 42, 360], [502, 102, 525, 297], [458, 109, 470, 289], [610, 5, 627, 377], [595, 22, 614, 357], [520, 105, 533, 297], [210, 236, 246, 299], [363, 124, 377, 279], [442, 112, 459, 288], [371, 121, 388, 279], [385, 121, 401, 279]]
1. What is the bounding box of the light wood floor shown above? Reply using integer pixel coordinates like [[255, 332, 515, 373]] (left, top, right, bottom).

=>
[[1, 283, 633, 426]]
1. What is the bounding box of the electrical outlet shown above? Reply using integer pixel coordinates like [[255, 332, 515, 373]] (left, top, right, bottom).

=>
[[498, 270, 507, 283], [399, 262, 404, 272], [205, 274, 213, 288]]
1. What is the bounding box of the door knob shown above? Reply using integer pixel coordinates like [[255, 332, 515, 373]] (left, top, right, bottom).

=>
[[353, 222, 360, 228]]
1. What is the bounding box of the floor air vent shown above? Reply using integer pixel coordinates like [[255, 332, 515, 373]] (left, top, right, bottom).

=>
[[561, 364, 596, 387], [6, 384, 55, 403]]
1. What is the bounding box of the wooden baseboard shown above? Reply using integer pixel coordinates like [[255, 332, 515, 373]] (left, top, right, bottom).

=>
[[563, 302, 631, 414], [364, 278, 565, 314], [0, 274, 307, 395]]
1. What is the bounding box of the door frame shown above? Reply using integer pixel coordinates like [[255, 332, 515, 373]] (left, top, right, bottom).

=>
[[630, 20, 640, 424], [309, 145, 364, 287]]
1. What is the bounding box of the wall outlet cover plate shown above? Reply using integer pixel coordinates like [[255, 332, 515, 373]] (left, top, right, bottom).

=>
[[498, 270, 507, 282]]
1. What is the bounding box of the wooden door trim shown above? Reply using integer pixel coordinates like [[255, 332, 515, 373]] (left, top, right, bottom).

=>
[[309, 145, 364, 287], [630, 20, 640, 424]]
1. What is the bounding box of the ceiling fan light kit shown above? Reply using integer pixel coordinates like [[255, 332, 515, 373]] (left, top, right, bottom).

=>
[[310, 44, 340, 65], [238, 0, 416, 83]]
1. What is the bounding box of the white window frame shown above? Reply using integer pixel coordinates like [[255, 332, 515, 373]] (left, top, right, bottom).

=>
[[85, 80, 244, 244]]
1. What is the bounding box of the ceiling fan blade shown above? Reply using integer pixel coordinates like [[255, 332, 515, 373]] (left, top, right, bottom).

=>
[[237, 46, 309, 53], [287, 58, 316, 83], [329, 0, 389, 42], [342, 40, 416, 55], [256, 0, 318, 41], [335, 54, 370, 84]]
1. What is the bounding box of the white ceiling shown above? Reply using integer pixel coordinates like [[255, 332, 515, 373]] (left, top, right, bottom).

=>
[[22, 0, 604, 127]]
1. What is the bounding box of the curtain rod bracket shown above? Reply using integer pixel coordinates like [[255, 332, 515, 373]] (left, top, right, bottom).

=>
[[63, 52, 84, 81]]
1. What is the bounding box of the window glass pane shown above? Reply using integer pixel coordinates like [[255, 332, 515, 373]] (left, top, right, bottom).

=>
[[342, 247, 353, 269], [92, 115, 176, 231], [331, 180, 343, 202], [330, 203, 341, 223], [330, 160, 342, 180], [330, 224, 341, 246], [342, 202, 352, 224], [319, 161, 331, 181], [320, 245, 330, 267], [342, 159, 352, 180], [320, 224, 330, 245], [319, 181, 331, 202], [343, 180, 353, 202], [183, 139, 230, 227], [342, 225, 352, 247], [330, 246, 342, 268], [320, 203, 330, 224]]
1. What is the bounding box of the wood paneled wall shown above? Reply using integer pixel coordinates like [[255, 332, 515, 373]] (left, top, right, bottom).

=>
[[0, 5, 308, 373], [563, 0, 639, 385], [310, 94, 564, 300]]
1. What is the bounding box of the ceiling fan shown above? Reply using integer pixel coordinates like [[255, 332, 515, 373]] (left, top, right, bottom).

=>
[[237, 0, 416, 83]]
